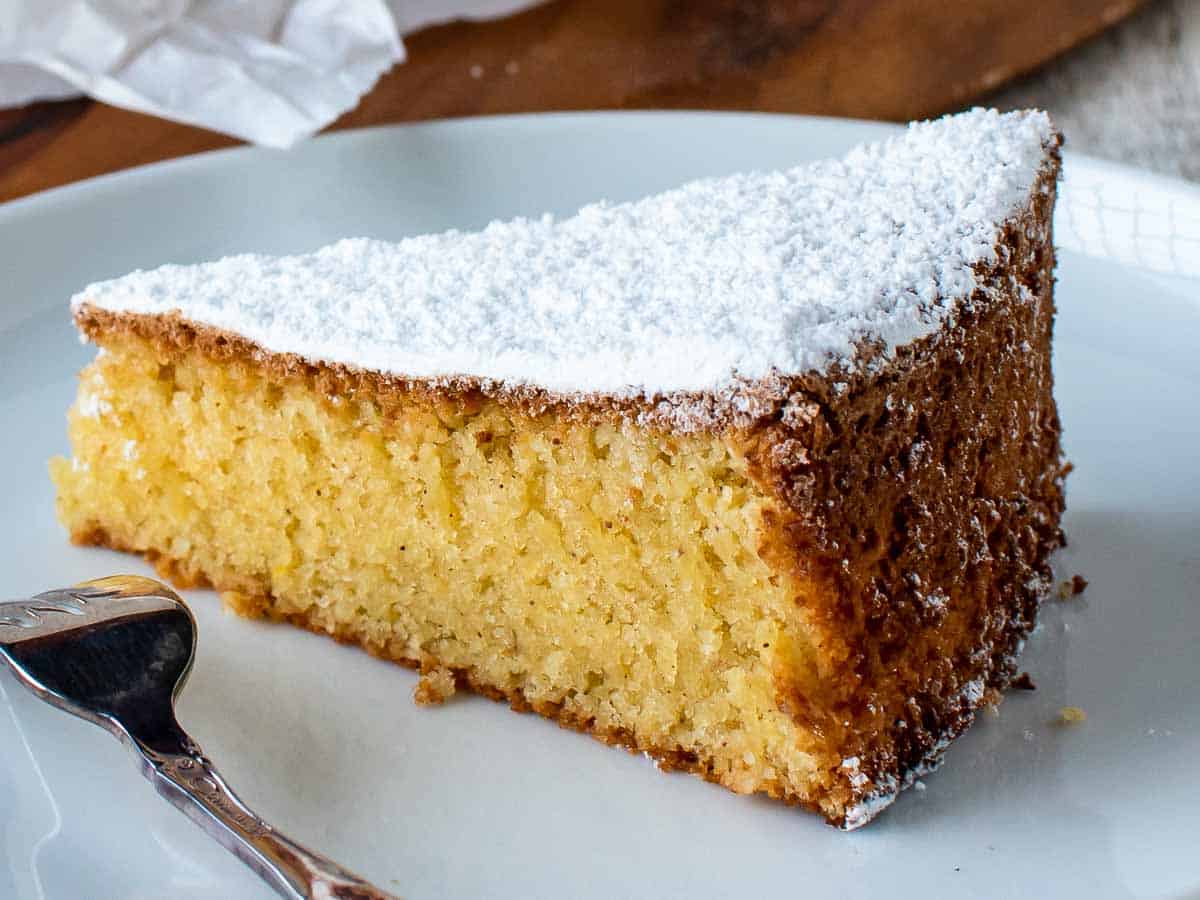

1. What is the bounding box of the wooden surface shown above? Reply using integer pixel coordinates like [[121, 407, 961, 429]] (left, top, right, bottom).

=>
[[0, 0, 1149, 204]]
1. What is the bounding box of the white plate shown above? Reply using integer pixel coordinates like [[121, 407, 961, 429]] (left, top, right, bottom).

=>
[[2, 113, 1198, 900]]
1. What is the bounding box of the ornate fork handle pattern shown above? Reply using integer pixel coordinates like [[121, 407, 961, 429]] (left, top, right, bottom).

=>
[[135, 732, 397, 900]]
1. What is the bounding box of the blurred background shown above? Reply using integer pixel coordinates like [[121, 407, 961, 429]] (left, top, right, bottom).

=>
[[1, 0, 1197, 204]]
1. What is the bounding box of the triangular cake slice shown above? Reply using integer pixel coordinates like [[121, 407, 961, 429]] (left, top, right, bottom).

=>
[[53, 108, 1066, 828]]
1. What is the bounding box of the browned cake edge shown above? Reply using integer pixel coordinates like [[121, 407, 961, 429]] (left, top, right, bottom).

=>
[[787, 151, 1066, 826]]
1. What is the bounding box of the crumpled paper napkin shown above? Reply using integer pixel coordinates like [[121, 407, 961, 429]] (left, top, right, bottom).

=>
[[0, 0, 540, 148]]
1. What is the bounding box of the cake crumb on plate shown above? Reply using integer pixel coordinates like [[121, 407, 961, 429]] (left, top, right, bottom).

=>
[[1058, 706, 1087, 725], [414, 667, 458, 705]]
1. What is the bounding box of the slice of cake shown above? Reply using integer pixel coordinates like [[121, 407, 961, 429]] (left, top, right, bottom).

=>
[[51, 108, 1066, 828]]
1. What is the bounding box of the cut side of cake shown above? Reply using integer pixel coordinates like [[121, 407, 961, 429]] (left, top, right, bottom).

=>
[[52, 108, 1066, 829]]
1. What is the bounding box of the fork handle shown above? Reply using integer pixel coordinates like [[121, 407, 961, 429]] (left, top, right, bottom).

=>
[[130, 726, 396, 900]]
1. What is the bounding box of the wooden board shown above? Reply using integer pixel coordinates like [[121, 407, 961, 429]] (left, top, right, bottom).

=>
[[0, 0, 1148, 203]]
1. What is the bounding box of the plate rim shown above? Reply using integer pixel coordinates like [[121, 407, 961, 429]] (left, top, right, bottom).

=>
[[4, 109, 1198, 224]]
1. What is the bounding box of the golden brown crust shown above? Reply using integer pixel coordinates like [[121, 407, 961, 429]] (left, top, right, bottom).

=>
[[742, 154, 1066, 802], [71, 303, 816, 437]]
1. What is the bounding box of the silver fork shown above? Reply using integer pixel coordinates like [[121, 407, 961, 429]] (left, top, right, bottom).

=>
[[0, 574, 396, 900]]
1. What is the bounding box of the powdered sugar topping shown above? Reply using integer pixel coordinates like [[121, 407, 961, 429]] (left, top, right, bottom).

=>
[[75, 109, 1054, 397]]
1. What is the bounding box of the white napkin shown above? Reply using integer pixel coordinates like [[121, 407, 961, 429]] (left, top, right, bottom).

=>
[[0, 0, 540, 148]]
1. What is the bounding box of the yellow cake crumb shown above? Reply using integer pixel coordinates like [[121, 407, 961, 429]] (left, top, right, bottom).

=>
[[414, 668, 458, 706], [1057, 706, 1087, 725], [51, 334, 831, 808]]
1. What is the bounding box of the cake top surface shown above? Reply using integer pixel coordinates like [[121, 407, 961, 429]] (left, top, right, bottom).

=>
[[76, 108, 1055, 399]]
